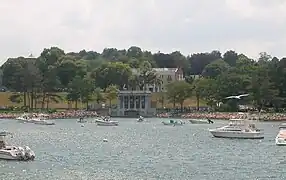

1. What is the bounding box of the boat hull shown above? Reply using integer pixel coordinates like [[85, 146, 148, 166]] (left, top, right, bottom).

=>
[[0, 152, 19, 160], [29, 119, 55, 125], [275, 137, 286, 146], [189, 119, 212, 124], [162, 122, 184, 126], [137, 119, 144, 122], [0, 147, 35, 161], [96, 120, 118, 126], [97, 122, 118, 126], [209, 130, 264, 139]]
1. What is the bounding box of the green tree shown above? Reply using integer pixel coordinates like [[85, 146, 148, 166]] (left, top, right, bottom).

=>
[[94, 88, 105, 104], [202, 59, 230, 78], [166, 81, 192, 111], [105, 85, 119, 115], [80, 76, 95, 110]]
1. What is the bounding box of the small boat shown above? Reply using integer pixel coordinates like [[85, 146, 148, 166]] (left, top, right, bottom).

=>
[[189, 119, 214, 124], [162, 119, 185, 126], [209, 115, 264, 139], [276, 129, 286, 146], [16, 113, 31, 123], [137, 116, 144, 122], [30, 114, 55, 125], [0, 132, 35, 161], [95, 116, 118, 126], [30, 119, 55, 125], [17, 113, 55, 125]]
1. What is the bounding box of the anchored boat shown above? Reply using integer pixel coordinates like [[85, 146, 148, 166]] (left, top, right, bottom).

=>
[[189, 119, 214, 124], [209, 117, 264, 139], [95, 116, 118, 126], [0, 132, 35, 161], [16, 113, 55, 125], [275, 129, 286, 146], [162, 119, 185, 126]]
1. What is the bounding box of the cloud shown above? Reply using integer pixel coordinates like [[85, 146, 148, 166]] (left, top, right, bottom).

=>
[[0, 0, 286, 65]]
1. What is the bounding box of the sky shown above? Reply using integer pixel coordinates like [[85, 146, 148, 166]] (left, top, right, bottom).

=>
[[1, 0, 286, 65]]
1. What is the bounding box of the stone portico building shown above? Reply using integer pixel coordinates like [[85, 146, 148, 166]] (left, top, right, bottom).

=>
[[113, 90, 156, 117]]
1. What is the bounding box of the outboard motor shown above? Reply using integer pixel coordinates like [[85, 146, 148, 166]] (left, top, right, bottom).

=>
[[207, 119, 214, 124], [17, 147, 26, 160], [24, 146, 35, 160]]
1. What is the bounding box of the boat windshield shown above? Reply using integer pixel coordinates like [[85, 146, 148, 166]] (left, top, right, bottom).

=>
[[229, 119, 245, 126], [278, 130, 286, 138]]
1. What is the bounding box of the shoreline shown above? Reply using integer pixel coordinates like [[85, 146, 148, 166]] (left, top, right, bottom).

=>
[[0, 111, 285, 121]]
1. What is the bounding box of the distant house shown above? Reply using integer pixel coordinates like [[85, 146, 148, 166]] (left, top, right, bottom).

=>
[[131, 67, 185, 92]]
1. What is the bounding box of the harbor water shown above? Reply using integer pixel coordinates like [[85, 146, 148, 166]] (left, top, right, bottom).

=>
[[0, 118, 285, 180]]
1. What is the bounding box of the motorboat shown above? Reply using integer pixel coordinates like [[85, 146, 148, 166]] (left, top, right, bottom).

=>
[[162, 119, 185, 126], [189, 119, 214, 124], [137, 116, 144, 122], [209, 115, 264, 139], [275, 129, 286, 146], [95, 116, 118, 126], [94, 116, 109, 122], [0, 132, 35, 161], [30, 114, 55, 125], [16, 113, 31, 123]]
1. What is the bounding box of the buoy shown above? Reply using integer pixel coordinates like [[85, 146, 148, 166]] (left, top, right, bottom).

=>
[[103, 139, 108, 142], [81, 124, 84, 127]]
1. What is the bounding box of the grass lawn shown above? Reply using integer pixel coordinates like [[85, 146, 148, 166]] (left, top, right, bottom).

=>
[[0, 92, 206, 109]]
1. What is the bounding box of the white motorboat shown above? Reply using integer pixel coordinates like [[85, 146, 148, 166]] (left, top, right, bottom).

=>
[[189, 119, 214, 124], [209, 116, 264, 139], [30, 119, 55, 125], [137, 116, 144, 122], [275, 129, 286, 146], [16, 113, 31, 123], [162, 119, 185, 126], [95, 116, 118, 126], [0, 132, 35, 161], [30, 114, 55, 125]]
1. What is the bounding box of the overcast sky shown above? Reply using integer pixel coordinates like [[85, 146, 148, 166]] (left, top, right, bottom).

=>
[[1, 0, 286, 65]]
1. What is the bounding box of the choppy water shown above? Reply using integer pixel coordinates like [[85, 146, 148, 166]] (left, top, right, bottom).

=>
[[0, 118, 285, 180]]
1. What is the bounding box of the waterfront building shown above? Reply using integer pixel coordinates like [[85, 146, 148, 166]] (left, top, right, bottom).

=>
[[113, 90, 156, 117]]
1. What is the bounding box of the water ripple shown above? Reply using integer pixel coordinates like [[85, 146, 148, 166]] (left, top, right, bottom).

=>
[[0, 119, 285, 179]]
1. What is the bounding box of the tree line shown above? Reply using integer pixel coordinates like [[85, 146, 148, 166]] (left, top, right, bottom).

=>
[[0, 46, 285, 112]]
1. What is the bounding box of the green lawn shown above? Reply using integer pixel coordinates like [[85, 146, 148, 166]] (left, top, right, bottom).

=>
[[0, 92, 206, 109]]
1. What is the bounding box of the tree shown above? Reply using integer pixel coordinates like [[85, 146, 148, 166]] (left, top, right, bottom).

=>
[[105, 85, 119, 115], [80, 76, 95, 110], [202, 59, 230, 78], [66, 76, 83, 109], [1, 46, 286, 112], [94, 88, 105, 104], [223, 50, 238, 66], [166, 81, 192, 111], [93, 62, 132, 90], [136, 61, 158, 90]]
